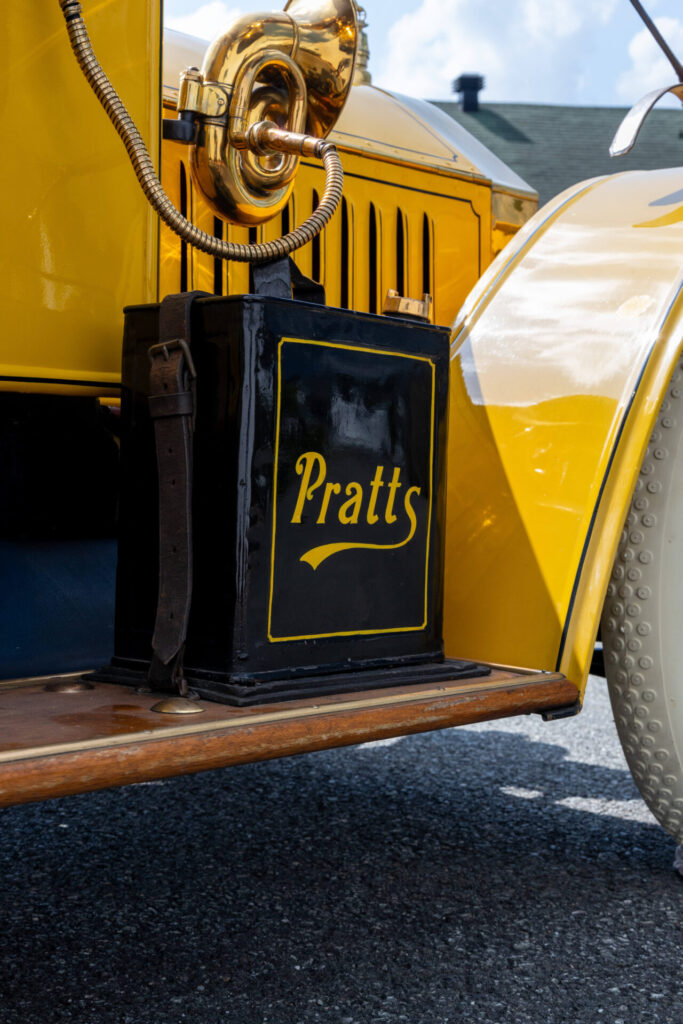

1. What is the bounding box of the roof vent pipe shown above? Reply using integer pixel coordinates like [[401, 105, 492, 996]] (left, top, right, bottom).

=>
[[453, 74, 484, 112]]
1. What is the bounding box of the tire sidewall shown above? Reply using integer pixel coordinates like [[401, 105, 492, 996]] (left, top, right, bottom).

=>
[[602, 358, 683, 841]]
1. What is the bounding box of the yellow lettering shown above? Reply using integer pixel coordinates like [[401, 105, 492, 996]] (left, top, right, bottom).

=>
[[403, 485, 421, 533], [301, 486, 421, 570], [338, 482, 363, 525], [384, 466, 402, 524], [290, 454, 419, 540], [291, 451, 326, 524], [366, 466, 385, 524], [317, 482, 341, 524]]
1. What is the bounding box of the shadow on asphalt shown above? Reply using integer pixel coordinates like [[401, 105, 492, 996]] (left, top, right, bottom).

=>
[[0, 726, 679, 1024]]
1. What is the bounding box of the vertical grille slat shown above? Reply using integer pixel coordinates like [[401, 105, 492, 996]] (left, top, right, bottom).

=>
[[340, 197, 349, 308], [213, 217, 223, 295], [311, 189, 321, 282], [369, 202, 378, 314], [396, 208, 406, 297], [423, 213, 432, 298], [179, 163, 188, 293]]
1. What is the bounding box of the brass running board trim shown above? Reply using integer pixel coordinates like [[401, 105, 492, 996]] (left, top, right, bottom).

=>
[[0, 673, 561, 765], [0, 671, 85, 692], [0, 670, 578, 808]]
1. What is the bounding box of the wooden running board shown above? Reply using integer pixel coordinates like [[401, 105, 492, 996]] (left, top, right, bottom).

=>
[[0, 669, 578, 808]]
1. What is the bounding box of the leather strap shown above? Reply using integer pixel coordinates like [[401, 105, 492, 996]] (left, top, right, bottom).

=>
[[147, 291, 208, 694]]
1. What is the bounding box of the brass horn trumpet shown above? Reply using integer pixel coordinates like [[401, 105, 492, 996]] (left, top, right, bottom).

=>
[[178, 0, 359, 226]]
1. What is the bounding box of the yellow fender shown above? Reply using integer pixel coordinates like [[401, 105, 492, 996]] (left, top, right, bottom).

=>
[[443, 167, 683, 697]]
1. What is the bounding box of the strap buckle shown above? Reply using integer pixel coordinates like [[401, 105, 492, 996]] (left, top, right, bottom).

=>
[[148, 338, 197, 379]]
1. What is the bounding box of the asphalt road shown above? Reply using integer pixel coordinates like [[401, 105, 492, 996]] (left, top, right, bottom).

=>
[[1, 677, 681, 1024]]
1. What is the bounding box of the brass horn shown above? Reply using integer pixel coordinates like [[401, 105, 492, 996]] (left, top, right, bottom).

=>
[[178, 0, 359, 226]]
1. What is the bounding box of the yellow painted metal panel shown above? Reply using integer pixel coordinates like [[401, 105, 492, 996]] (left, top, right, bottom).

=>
[[444, 168, 683, 694], [1, 0, 161, 393], [159, 131, 493, 328]]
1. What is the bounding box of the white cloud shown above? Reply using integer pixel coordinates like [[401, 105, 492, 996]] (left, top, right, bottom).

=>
[[522, 0, 617, 41], [165, 0, 683, 106], [376, 0, 622, 103], [166, 2, 247, 41], [616, 17, 683, 104]]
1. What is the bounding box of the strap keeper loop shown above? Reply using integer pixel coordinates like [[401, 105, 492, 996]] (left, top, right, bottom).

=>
[[148, 338, 197, 379], [148, 391, 194, 419]]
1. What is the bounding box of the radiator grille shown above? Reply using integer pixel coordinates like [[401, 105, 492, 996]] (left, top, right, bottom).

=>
[[160, 129, 488, 326]]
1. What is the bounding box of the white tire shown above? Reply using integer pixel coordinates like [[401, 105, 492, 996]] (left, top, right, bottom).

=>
[[602, 355, 683, 841]]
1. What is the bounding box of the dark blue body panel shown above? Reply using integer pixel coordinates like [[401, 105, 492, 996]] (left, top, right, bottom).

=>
[[0, 539, 116, 679]]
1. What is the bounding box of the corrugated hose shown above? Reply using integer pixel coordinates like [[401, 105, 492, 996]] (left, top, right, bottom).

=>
[[58, 0, 344, 263]]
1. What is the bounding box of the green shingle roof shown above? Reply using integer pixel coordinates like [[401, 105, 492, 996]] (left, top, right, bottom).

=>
[[431, 100, 683, 205]]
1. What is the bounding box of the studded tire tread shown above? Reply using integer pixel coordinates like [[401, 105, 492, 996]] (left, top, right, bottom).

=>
[[602, 357, 683, 842]]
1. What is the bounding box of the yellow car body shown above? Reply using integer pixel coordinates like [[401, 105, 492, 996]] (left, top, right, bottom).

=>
[[5, 1, 683, 693], [2, 0, 683, 807]]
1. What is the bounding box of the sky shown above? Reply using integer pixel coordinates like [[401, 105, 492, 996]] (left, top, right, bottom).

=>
[[163, 0, 683, 108]]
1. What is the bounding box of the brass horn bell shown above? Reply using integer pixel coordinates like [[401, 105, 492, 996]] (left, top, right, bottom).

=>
[[177, 0, 359, 227]]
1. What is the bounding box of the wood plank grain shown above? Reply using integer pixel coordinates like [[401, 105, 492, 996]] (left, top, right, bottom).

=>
[[0, 673, 578, 807]]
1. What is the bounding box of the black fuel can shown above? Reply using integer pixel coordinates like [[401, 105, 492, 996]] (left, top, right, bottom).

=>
[[109, 294, 478, 704]]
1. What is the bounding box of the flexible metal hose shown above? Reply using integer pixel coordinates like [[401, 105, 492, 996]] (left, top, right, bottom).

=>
[[58, 0, 344, 263]]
